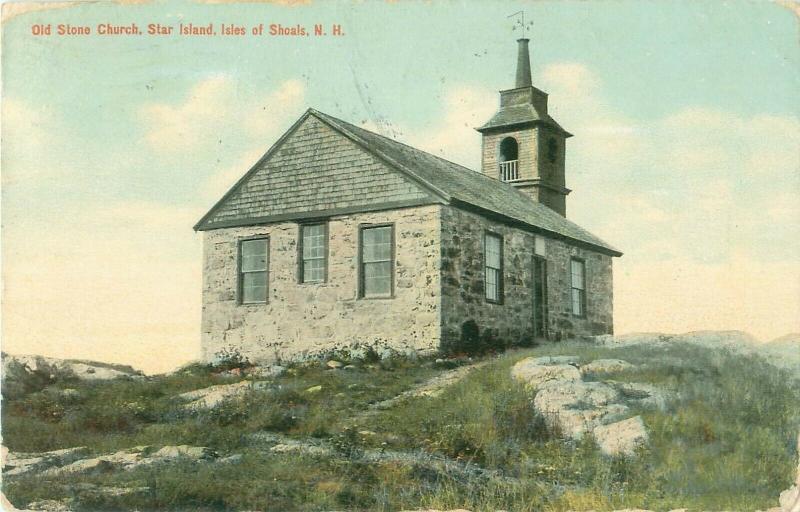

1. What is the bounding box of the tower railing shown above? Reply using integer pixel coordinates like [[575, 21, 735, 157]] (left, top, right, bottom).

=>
[[499, 160, 519, 182]]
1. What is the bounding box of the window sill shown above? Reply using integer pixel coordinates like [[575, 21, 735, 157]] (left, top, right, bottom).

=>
[[359, 294, 395, 300]]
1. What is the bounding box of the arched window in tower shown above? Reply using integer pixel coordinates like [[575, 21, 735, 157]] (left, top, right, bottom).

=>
[[498, 137, 519, 182]]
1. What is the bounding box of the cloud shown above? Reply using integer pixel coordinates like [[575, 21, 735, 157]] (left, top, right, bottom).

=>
[[405, 85, 497, 170], [139, 76, 306, 153], [349, 84, 496, 171], [536, 62, 800, 339]]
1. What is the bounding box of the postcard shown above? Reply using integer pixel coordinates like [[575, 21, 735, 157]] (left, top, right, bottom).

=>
[[2, 1, 798, 511]]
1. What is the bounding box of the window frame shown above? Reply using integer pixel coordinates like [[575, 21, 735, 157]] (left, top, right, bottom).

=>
[[237, 235, 269, 305], [484, 231, 504, 304], [358, 223, 395, 299], [298, 222, 329, 284], [570, 257, 587, 318]]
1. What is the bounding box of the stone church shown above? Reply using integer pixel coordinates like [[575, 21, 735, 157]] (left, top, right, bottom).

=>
[[195, 39, 621, 363]]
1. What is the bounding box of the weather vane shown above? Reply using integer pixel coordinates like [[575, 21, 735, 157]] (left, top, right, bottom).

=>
[[508, 11, 533, 37]]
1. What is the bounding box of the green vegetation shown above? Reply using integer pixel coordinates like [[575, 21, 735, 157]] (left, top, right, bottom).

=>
[[3, 342, 798, 511]]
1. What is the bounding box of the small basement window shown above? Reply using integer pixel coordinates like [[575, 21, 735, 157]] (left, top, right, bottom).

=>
[[239, 238, 268, 304], [570, 258, 586, 317]]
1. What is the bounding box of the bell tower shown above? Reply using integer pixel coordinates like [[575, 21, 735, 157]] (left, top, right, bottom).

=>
[[477, 37, 572, 217]]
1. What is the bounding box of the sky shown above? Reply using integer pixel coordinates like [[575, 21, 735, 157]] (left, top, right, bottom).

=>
[[2, 0, 799, 373]]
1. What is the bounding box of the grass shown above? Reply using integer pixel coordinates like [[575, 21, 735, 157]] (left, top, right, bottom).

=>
[[3, 341, 799, 511]]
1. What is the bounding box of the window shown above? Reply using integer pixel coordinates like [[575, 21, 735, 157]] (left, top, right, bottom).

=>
[[547, 136, 559, 164], [484, 232, 503, 303], [360, 225, 393, 298], [239, 238, 268, 304], [300, 223, 327, 283], [570, 258, 586, 316], [534, 235, 547, 257]]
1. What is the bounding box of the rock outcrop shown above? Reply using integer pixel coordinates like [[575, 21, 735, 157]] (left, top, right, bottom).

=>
[[3, 445, 219, 480], [2, 354, 143, 382], [593, 416, 649, 456], [511, 355, 652, 456], [580, 358, 635, 375], [3, 447, 90, 477], [510, 358, 581, 389]]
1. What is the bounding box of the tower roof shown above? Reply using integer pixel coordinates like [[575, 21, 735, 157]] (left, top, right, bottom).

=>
[[477, 38, 571, 136]]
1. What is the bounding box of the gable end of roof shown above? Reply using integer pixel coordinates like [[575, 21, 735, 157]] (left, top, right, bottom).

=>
[[193, 109, 316, 231]]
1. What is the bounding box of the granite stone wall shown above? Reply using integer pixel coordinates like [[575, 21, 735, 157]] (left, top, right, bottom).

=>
[[201, 205, 442, 364], [439, 206, 613, 349]]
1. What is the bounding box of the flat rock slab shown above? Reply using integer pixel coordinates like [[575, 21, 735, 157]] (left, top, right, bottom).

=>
[[38, 445, 217, 478], [533, 380, 628, 438], [593, 416, 649, 456], [369, 361, 489, 411], [510, 358, 581, 389], [535, 381, 619, 411], [3, 446, 89, 477], [178, 380, 270, 410], [580, 359, 635, 375]]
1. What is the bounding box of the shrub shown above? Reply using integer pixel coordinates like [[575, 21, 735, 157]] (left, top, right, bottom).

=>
[[441, 320, 508, 358], [331, 427, 364, 459], [212, 346, 252, 372]]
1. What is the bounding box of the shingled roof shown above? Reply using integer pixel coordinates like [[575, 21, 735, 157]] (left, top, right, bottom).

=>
[[195, 108, 621, 257]]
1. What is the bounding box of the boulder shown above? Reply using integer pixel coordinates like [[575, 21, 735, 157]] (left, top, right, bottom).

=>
[[247, 364, 286, 379], [592, 416, 649, 456], [23, 499, 74, 511], [779, 484, 799, 512], [270, 442, 331, 457], [326, 360, 344, 369], [178, 380, 266, 410], [218, 454, 244, 465], [776, 432, 800, 512], [580, 359, 635, 375], [510, 358, 581, 389], [545, 404, 630, 439], [152, 445, 216, 460]]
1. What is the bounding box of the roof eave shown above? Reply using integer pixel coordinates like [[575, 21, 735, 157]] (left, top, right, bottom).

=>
[[449, 198, 622, 257], [475, 120, 573, 138]]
